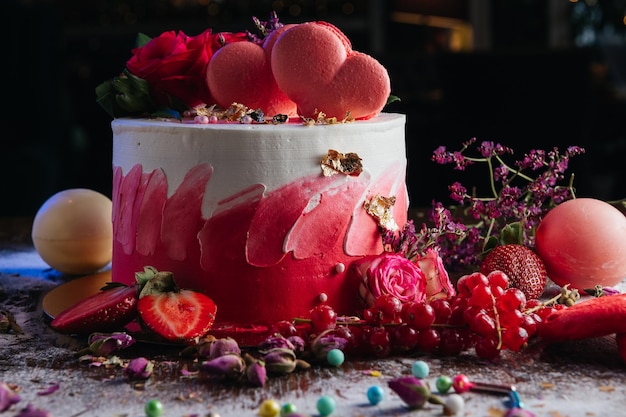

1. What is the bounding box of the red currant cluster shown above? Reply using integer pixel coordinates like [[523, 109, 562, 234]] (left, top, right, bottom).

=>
[[283, 271, 564, 360]]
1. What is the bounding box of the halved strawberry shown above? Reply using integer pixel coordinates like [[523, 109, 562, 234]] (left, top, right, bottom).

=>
[[136, 268, 217, 343], [50, 283, 139, 335], [480, 244, 547, 300]]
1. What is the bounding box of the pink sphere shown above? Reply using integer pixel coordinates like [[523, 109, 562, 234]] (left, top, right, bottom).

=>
[[535, 198, 626, 290]]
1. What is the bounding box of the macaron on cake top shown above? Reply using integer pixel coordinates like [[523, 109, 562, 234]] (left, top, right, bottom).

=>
[[206, 20, 391, 121]]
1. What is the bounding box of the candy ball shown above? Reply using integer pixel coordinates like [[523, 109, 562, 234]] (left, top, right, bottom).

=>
[[32, 189, 113, 275], [411, 360, 429, 378], [366, 385, 385, 405], [316, 395, 336, 416], [535, 198, 626, 290], [327, 349, 345, 367]]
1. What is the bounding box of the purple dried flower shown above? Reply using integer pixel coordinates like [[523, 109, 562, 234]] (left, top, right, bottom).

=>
[[208, 337, 241, 359], [13, 404, 52, 417], [201, 353, 245, 379], [287, 335, 306, 355], [388, 376, 443, 409], [429, 140, 585, 269], [0, 382, 21, 412], [124, 357, 153, 380], [258, 334, 295, 352], [584, 285, 621, 297], [87, 332, 135, 356], [263, 348, 297, 374], [245, 358, 267, 387], [310, 330, 350, 360]]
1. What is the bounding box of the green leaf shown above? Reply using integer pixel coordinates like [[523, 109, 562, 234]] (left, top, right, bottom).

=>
[[135, 32, 152, 48], [500, 222, 523, 245], [386, 95, 401, 105]]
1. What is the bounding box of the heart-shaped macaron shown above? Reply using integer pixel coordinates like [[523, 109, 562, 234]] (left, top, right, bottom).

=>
[[270, 22, 390, 120], [206, 27, 297, 117]]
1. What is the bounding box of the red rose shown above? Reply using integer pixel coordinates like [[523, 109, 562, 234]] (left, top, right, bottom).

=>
[[126, 29, 247, 108]]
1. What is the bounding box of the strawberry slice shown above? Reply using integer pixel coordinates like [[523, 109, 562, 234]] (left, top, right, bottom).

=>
[[136, 268, 217, 343], [50, 284, 139, 335]]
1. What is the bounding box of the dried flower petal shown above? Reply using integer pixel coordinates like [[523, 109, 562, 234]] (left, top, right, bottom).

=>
[[258, 335, 295, 353], [124, 357, 154, 380], [0, 382, 21, 412], [388, 376, 443, 409], [201, 353, 246, 379], [13, 404, 52, 417], [87, 332, 136, 356], [208, 337, 241, 359], [0, 309, 23, 334], [263, 348, 297, 375], [245, 358, 267, 387]]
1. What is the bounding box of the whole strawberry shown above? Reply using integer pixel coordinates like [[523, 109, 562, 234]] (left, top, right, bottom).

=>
[[480, 244, 547, 299]]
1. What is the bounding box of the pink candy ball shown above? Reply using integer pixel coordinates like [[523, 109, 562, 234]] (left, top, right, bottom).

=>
[[535, 198, 626, 290]]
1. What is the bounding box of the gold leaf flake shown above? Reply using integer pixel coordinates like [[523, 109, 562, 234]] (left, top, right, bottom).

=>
[[321, 149, 363, 177], [540, 382, 556, 389], [365, 194, 398, 231], [599, 385, 615, 392]]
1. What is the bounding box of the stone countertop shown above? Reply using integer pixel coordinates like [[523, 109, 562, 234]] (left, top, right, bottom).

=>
[[1, 217, 626, 417]]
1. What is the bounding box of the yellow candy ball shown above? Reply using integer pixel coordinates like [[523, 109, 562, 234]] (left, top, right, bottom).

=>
[[32, 188, 113, 275], [258, 399, 281, 417]]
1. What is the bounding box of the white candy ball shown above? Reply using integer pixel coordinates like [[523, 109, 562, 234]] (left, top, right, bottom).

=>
[[32, 189, 112, 275]]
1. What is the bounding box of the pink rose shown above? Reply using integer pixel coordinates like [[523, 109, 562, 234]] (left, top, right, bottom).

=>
[[354, 253, 427, 307], [417, 249, 456, 300], [126, 29, 247, 108]]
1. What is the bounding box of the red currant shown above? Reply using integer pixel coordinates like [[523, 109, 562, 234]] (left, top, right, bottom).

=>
[[429, 299, 452, 324], [439, 329, 465, 356], [501, 326, 529, 352], [468, 284, 493, 308], [391, 324, 419, 352], [474, 337, 501, 360], [269, 320, 298, 337], [403, 301, 435, 330], [309, 304, 337, 333], [497, 288, 527, 312], [362, 326, 391, 358], [468, 311, 497, 338], [486, 270, 510, 289], [416, 328, 441, 352]]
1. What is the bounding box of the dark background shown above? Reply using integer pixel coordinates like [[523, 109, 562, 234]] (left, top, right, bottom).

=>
[[2, 0, 625, 217]]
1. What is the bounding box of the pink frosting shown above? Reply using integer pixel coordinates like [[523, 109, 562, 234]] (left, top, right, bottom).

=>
[[111, 161, 407, 344]]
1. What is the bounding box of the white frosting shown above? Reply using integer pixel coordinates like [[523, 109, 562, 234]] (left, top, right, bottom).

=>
[[112, 113, 406, 218]]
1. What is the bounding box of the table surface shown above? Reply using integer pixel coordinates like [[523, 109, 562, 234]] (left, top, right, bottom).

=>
[[1, 217, 626, 417]]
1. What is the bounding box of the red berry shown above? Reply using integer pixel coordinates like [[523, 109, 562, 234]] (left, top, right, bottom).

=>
[[429, 299, 452, 324], [501, 326, 529, 352], [362, 326, 391, 358], [391, 324, 419, 352], [270, 320, 299, 337], [474, 337, 501, 360], [403, 301, 435, 330], [497, 288, 527, 312], [417, 328, 441, 352], [309, 304, 337, 333]]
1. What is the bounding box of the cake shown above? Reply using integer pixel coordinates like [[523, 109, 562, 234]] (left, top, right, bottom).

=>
[[111, 114, 407, 343], [95, 15, 409, 344]]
